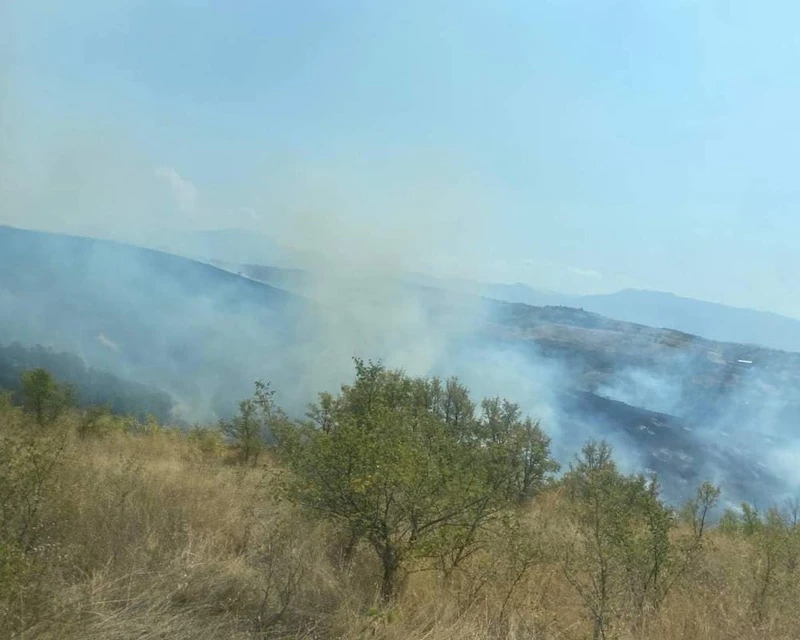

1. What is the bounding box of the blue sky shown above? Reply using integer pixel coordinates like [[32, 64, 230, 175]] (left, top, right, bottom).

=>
[[3, 1, 800, 316]]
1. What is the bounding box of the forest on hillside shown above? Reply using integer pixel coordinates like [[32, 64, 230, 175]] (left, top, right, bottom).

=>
[[2, 363, 800, 640], [0, 342, 175, 421]]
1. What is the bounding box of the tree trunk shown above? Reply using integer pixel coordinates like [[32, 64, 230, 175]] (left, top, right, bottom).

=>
[[342, 527, 361, 563], [591, 610, 609, 640], [380, 546, 400, 603], [593, 617, 604, 640]]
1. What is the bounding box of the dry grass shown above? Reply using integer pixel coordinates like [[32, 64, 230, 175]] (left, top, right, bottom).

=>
[[2, 409, 800, 639]]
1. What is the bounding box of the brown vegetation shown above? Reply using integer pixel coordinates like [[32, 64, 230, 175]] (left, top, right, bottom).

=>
[[2, 369, 800, 640]]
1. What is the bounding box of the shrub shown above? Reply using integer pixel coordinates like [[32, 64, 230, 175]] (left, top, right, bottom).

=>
[[274, 358, 558, 601]]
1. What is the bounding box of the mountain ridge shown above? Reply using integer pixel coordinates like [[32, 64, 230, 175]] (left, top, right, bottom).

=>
[[482, 282, 800, 353], [94, 226, 800, 353], [228, 259, 800, 355]]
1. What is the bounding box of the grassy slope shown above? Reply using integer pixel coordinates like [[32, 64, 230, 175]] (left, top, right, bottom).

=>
[[2, 404, 799, 640]]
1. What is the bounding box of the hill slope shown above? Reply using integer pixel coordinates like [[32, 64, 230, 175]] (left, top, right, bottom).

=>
[[480, 281, 800, 353], [0, 225, 305, 419], [0, 341, 174, 421], [579, 288, 800, 352], [230, 260, 800, 506], [238, 262, 800, 353], [123, 228, 800, 352]]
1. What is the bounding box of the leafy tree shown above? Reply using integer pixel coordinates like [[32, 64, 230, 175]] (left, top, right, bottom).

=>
[[0, 343, 174, 421], [750, 507, 793, 621], [220, 380, 283, 466], [0, 417, 71, 632], [561, 440, 678, 639], [741, 502, 763, 536], [76, 405, 111, 439], [680, 481, 721, 539], [718, 508, 742, 534], [476, 398, 559, 503], [275, 358, 557, 601], [20, 368, 74, 428]]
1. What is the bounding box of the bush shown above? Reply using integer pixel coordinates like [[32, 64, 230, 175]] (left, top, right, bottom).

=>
[[274, 358, 558, 601], [560, 440, 718, 638], [220, 381, 284, 466], [21, 368, 75, 428]]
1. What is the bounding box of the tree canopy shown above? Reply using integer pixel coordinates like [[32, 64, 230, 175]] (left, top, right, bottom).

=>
[[273, 358, 559, 600]]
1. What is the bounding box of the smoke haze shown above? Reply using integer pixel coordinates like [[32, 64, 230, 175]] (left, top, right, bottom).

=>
[[3, 2, 800, 514]]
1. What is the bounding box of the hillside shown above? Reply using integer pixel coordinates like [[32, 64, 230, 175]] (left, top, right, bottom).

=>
[[228, 260, 800, 353], [481, 281, 800, 353], [221, 260, 800, 506], [2, 226, 799, 507], [0, 225, 304, 419], [0, 341, 174, 421], [229, 258, 800, 441]]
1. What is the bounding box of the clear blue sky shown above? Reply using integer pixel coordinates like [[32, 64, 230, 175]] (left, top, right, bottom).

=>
[[3, 1, 800, 316]]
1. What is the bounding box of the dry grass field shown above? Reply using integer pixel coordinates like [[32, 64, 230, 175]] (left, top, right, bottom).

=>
[[2, 390, 799, 640]]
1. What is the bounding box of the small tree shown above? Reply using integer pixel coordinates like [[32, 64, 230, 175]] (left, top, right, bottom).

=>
[[276, 358, 557, 601], [76, 405, 111, 439], [673, 481, 720, 580], [680, 481, 721, 540], [718, 507, 743, 534], [561, 440, 678, 639], [20, 368, 74, 428], [221, 380, 282, 466], [741, 502, 763, 536], [476, 400, 558, 503], [722, 505, 798, 622]]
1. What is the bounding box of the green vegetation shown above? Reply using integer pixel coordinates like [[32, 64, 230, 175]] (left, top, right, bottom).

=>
[[560, 442, 716, 639], [220, 381, 284, 466], [1, 362, 800, 639], [0, 342, 174, 421], [275, 358, 558, 601], [21, 368, 75, 428]]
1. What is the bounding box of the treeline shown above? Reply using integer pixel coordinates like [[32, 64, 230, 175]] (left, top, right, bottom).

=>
[[2, 361, 800, 639], [0, 341, 175, 421]]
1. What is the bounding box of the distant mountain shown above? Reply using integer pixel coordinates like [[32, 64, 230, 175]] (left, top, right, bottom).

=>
[[416, 277, 800, 354], [578, 289, 800, 354], [124, 227, 800, 354]]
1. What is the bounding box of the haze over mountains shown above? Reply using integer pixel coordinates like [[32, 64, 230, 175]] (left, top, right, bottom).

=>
[[137, 228, 800, 354], [404, 274, 800, 355], [0, 225, 303, 420], [128, 228, 301, 269], [482, 282, 800, 355], [2, 224, 800, 511]]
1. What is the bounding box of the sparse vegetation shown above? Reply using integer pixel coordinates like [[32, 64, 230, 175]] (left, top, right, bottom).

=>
[[20, 368, 75, 428], [2, 364, 800, 639], [220, 381, 283, 466], [0, 342, 175, 422]]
